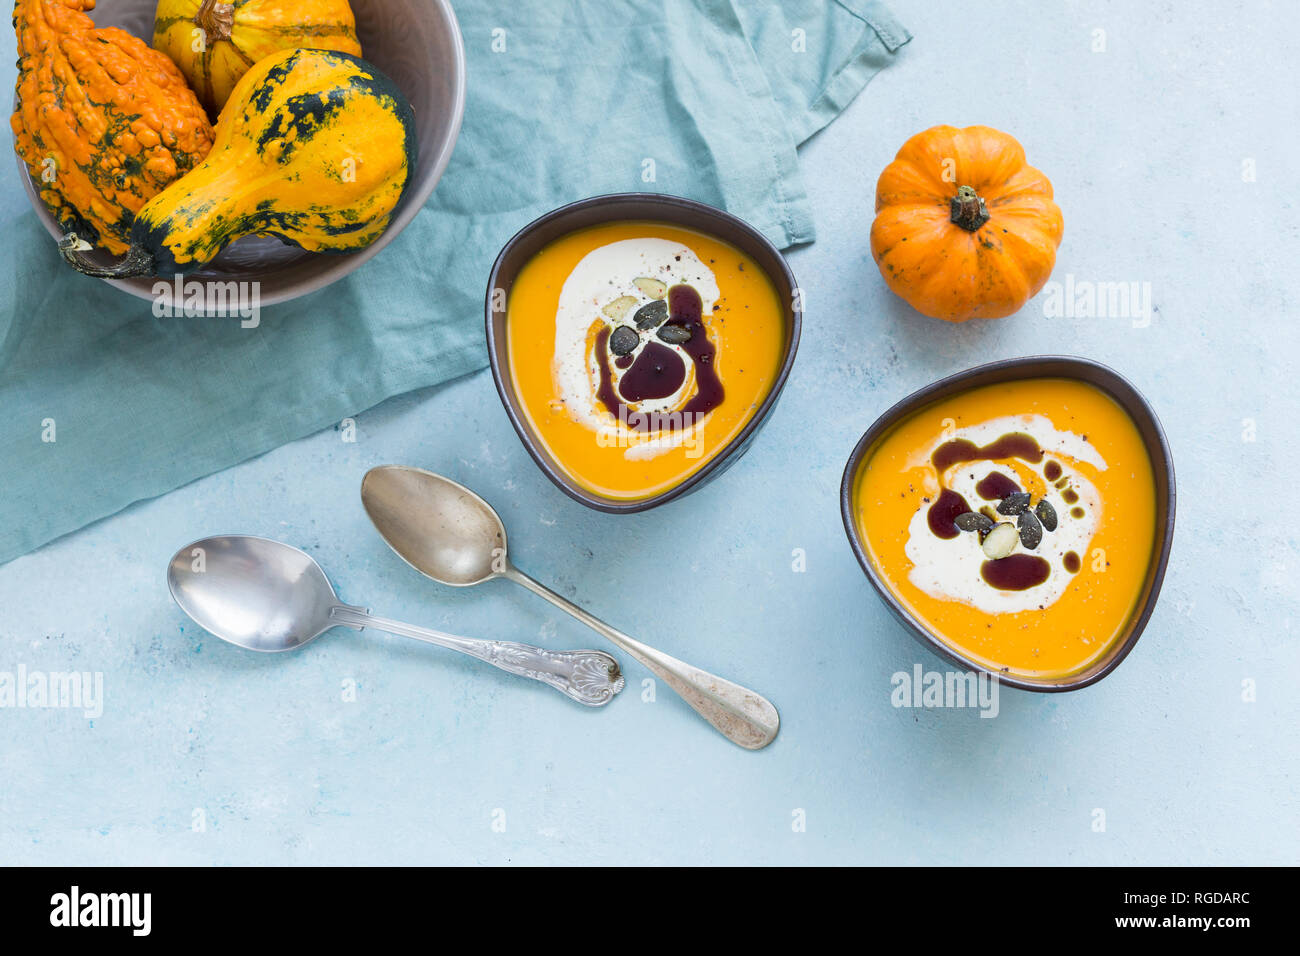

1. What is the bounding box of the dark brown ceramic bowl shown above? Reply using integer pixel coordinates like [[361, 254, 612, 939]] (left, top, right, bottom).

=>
[[839, 356, 1176, 692], [485, 193, 802, 513]]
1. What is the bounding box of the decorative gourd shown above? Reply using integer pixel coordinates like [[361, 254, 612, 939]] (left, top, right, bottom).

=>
[[59, 47, 418, 279], [870, 125, 1064, 322], [11, 0, 215, 255], [153, 0, 363, 117]]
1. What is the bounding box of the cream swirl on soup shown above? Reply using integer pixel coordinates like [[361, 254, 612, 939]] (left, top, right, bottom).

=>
[[552, 238, 720, 460], [903, 414, 1105, 615]]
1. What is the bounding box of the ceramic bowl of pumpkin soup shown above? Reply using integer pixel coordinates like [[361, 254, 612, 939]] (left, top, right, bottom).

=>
[[841, 357, 1175, 691], [486, 194, 800, 512]]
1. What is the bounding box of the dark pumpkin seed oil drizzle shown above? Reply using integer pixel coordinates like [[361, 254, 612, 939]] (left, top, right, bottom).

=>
[[981, 554, 1052, 590], [593, 283, 724, 432]]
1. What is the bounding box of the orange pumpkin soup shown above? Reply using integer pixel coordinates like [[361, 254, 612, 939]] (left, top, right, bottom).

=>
[[852, 378, 1157, 679], [507, 221, 786, 500]]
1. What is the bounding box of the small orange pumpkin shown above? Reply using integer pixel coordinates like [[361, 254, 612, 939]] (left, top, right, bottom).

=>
[[870, 125, 1064, 322]]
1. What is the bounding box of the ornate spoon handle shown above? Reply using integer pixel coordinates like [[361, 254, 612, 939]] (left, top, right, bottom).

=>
[[329, 605, 625, 706]]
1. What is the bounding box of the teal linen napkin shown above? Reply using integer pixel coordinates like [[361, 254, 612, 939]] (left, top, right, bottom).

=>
[[0, 0, 908, 565]]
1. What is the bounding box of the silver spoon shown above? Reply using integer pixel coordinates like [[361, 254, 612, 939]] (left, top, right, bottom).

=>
[[165, 535, 624, 706], [360, 466, 780, 750]]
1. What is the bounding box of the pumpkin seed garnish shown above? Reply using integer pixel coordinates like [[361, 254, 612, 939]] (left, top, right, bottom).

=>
[[657, 323, 693, 345], [633, 276, 667, 299], [633, 299, 667, 330], [609, 325, 639, 356], [1017, 509, 1043, 549], [1034, 498, 1058, 532], [601, 295, 637, 322], [996, 491, 1031, 516], [954, 512, 994, 535], [982, 523, 1018, 559]]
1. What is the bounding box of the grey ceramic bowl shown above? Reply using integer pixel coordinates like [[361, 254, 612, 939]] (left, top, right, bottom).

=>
[[485, 193, 802, 513], [839, 355, 1176, 692], [17, 0, 465, 307]]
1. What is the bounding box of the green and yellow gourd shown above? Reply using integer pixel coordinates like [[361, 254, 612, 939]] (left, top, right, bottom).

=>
[[59, 47, 417, 278]]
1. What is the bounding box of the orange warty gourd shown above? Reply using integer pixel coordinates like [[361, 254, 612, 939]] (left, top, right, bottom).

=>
[[870, 125, 1064, 322], [153, 0, 363, 117], [11, 0, 215, 255]]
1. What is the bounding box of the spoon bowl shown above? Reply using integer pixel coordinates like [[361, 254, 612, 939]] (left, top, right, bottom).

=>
[[167, 535, 339, 651], [360, 468, 503, 586]]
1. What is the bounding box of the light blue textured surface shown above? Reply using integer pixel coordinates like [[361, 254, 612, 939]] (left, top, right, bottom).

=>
[[1, 0, 1296, 865]]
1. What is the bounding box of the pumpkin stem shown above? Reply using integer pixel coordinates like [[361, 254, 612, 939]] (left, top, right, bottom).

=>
[[949, 185, 990, 232], [194, 0, 236, 43], [58, 233, 155, 279]]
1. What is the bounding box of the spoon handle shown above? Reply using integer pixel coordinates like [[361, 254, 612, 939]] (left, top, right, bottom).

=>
[[329, 606, 625, 707], [502, 567, 779, 750]]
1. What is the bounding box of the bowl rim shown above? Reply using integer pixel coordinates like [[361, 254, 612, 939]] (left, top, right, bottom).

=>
[[16, 0, 467, 309], [838, 354, 1177, 693], [484, 191, 803, 514]]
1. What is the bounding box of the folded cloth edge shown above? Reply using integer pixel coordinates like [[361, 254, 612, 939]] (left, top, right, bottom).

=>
[[795, 0, 913, 144]]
